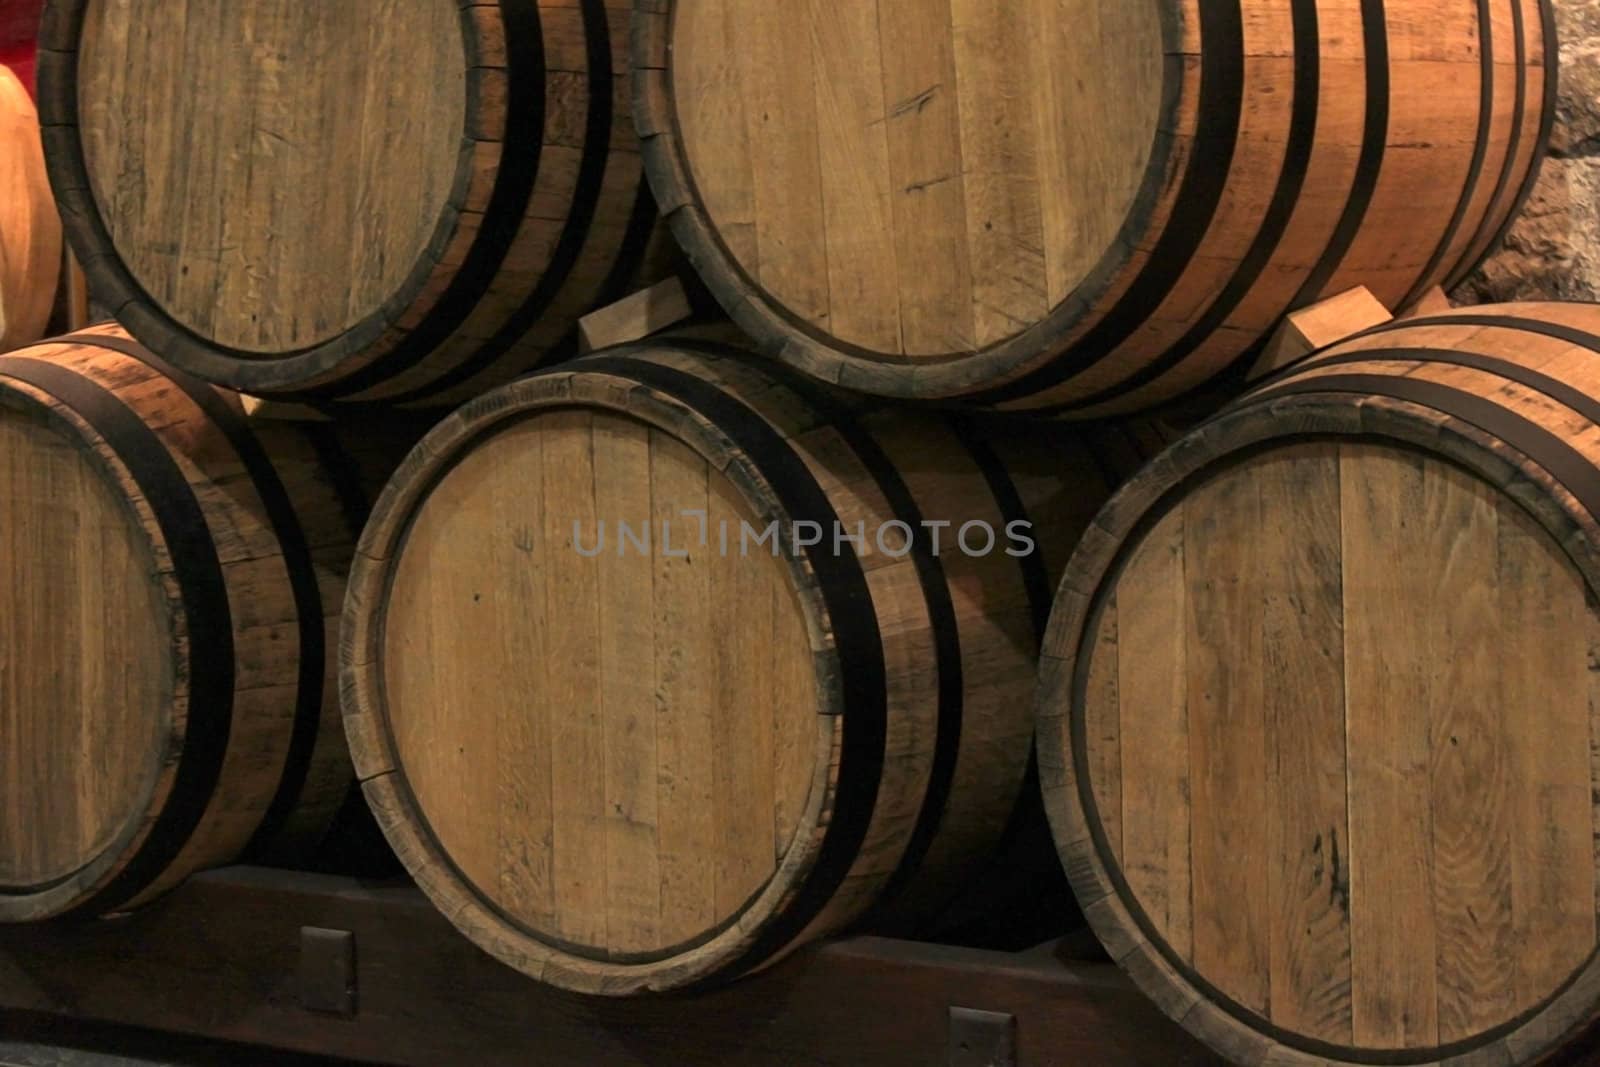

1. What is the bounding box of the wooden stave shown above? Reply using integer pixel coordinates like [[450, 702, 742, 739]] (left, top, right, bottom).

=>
[[0, 328, 382, 921], [1037, 302, 1600, 1066], [341, 341, 1158, 994], [35, 1, 667, 406], [634, 0, 1556, 416]]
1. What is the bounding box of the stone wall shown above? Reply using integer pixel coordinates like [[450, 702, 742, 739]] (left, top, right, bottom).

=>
[[1456, 0, 1600, 303]]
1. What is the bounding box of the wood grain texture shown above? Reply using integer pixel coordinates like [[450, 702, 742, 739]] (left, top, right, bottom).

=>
[[0, 327, 409, 921], [343, 339, 1160, 994], [1040, 301, 1600, 1066], [1182, 456, 1271, 1019], [1340, 445, 1444, 1050], [382, 410, 814, 958], [639, 0, 1557, 413], [0, 412, 168, 891], [1112, 510, 1191, 965], [77, 0, 463, 354], [42, 2, 668, 404], [0, 63, 58, 352], [1261, 444, 1351, 1047], [668, 0, 1157, 360]]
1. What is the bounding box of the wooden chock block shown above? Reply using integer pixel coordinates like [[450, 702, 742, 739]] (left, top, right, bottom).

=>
[[1397, 285, 1453, 321], [578, 276, 692, 353], [1251, 286, 1393, 380], [241, 393, 333, 422]]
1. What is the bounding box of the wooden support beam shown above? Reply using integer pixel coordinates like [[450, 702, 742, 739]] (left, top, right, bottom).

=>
[[239, 394, 332, 422], [0, 867, 1217, 1067]]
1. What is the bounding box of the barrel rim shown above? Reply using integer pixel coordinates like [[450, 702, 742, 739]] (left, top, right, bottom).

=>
[[630, 0, 1186, 401], [341, 358, 846, 994], [0, 351, 182, 920], [34, 0, 482, 392], [1038, 391, 1600, 1066]]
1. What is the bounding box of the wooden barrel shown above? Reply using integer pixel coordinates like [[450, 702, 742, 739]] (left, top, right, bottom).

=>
[[0, 62, 58, 352], [635, 0, 1556, 417], [35, 1, 670, 407], [0, 327, 406, 921], [342, 338, 1166, 993], [1038, 301, 1600, 1066]]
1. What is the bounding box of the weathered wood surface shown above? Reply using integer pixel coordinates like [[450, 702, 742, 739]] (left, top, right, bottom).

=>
[[342, 339, 1167, 994], [637, 0, 1556, 416], [1041, 301, 1600, 1066], [38, 1, 671, 406], [0, 328, 408, 921]]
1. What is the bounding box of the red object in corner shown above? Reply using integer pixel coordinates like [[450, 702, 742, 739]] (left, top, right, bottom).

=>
[[0, 0, 42, 98], [0, 0, 44, 47]]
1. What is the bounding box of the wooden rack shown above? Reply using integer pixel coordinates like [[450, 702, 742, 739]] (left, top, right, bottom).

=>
[[0, 867, 1217, 1065]]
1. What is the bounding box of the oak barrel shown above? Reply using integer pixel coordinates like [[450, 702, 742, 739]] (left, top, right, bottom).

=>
[[35, 1, 670, 407], [342, 338, 1165, 993], [1038, 302, 1600, 1065], [0, 62, 58, 352], [635, 0, 1556, 417], [0, 327, 405, 921]]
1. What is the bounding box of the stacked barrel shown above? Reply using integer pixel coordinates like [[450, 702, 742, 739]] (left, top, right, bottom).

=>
[[341, 340, 1159, 992], [0, 327, 411, 917], [36, 0, 671, 405], [2, 0, 1596, 1064], [1039, 303, 1600, 1065], [634, 0, 1553, 413], [2, 0, 674, 913]]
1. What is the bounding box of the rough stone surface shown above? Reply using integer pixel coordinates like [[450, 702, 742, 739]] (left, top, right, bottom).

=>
[[1456, 0, 1600, 304]]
